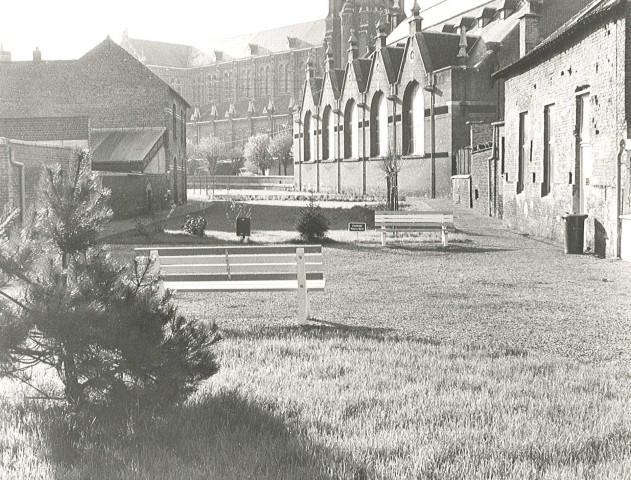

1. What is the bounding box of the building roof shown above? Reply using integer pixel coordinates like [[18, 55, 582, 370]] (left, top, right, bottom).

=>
[[122, 35, 213, 68], [495, 0, 622, 78], [0, 38, 189, 128], [91, 128, 165, 167], [388, 0, 506, 45], [208, 20, 326, 60]]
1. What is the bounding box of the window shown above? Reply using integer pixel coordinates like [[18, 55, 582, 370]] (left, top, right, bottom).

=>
[[344, 100, 357, 159], [517, 112, 529, 194], [542, 105, 555, 196], [402, 82, 424, 155], [322, 106, 331, 160], [181, 108, 185, 141], [370, 92, 389, 157], [285, 67, 291, 93], [279, 65, 285, 94], [172, 103, 177, 139], [264, 67, 270, 96], [304, 111, 311, 161]]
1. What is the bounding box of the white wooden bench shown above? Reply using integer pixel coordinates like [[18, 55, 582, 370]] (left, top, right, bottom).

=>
[[134, 245, 324, 324], [375, 211, 455, 247]]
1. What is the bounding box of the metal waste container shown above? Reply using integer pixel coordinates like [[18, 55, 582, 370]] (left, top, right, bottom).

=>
[[562, 214, 588, 254], [236, 217, 251, 239]]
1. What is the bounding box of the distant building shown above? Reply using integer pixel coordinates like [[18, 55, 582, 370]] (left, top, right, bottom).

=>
[[0, 38, 190, 216], [120, 1, 405, 174], [294, 0, 591, 196], [495, 0, 631, 259]]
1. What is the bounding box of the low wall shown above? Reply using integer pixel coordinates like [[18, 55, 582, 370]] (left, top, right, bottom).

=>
[[100, 172, 170, 219], [295, 156, 452, 197]]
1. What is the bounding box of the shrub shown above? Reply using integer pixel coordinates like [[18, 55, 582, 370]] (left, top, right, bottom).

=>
[[0, 151, 220, 408], [296, 196, 329, 242], [183, 215, 207, 237]]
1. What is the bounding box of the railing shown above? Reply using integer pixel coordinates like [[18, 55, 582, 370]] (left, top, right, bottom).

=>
[[187, 175, 295, 192]]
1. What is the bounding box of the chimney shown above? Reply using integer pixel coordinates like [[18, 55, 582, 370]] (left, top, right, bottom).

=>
[[348, 29, 358, 63], [375, 19, 388, 51], [305, 51, 315, 79], [33, 47, 41, 62], [519, 13, 541, 57], [457, 26, 469, 65], [409, 0, 422, 36], [0, 43, 11, 63]]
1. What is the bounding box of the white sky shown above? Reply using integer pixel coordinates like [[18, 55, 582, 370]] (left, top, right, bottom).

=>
[[0, 0, 457, 61]]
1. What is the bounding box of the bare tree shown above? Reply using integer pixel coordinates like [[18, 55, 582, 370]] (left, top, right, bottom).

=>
[[379, 150, 405, 211]]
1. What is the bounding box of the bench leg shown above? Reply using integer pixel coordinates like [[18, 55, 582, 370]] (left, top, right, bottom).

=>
[[442, 228, 448, 247], [381, 228, 386, 247], [296, 248, 310, 324]]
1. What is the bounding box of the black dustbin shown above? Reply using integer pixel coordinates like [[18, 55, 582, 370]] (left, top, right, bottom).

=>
[[562, 214, 588, 254], [236, 217, 251, 238]]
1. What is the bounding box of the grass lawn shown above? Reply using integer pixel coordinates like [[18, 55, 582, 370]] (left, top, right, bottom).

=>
[[1, 327, 630, 479], [2, 200, 631, 479]]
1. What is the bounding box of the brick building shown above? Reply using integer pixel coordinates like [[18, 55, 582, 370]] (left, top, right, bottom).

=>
[[0, 138, 74, 220], [121, 0, 405, 171], [294, 0, 591, 196], [0, 38, 190, 215], [495, 0, 631, 258]]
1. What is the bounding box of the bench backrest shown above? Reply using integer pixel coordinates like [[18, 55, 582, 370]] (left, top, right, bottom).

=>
[[375, 211, 454, 227], [134, 245, 324, 291]]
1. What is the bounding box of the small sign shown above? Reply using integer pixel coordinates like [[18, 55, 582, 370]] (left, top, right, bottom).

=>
[[348, 222, 366, 232]]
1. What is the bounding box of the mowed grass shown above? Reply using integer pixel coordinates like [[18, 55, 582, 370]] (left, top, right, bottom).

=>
[[2, 326, 631, 479], [3, 200, 631, 478]]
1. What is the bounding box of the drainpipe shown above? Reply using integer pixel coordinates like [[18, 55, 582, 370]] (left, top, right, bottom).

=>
[[424, 72, 437, 198], [8, 147, 26, 224], [361, 93, 367, 196], [617, 139, 625, 258]]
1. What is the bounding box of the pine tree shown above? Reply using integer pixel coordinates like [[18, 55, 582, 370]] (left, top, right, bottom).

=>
[[0, 150, 219, 407]]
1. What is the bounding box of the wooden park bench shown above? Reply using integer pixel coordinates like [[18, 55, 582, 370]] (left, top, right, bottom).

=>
[[135, 245, 325, 324], [375, 211, 455, 247]]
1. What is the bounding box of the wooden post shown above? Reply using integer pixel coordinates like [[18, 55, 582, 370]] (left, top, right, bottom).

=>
[[381, 227, 387, 246], [296, 248, 310, 324], [150, 249, 165, 297]]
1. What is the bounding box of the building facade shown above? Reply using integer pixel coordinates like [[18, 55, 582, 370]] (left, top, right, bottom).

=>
[[496, 0, 631, 258], [0, 38, 190, 212], [294, 0, 591, 196], [121, 0, 406, 171]]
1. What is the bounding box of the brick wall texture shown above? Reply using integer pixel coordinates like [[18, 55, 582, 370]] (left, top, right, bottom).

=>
[[0, 139, 73, 216], [0, 117, 89, 142], [503, 11, 627, 258]]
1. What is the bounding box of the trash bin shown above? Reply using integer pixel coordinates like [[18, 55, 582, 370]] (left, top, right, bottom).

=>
[[562, 214, 588, 254], [236, 217, 251, 239]]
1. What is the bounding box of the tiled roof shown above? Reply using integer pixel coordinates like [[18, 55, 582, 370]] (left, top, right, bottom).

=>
[[122, 37, 212, 68], [422, 31, 475, 71], [91, 128, 165, 167], [496, 0, 622, 77], [351, 58, 372, 93], [388, 0, 505, 45], [0, 38, 189, 127], [208, 20, 326, 60]]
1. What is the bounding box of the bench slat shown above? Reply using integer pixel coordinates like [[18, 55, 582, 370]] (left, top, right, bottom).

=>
[[135, 245, 322, 257], [162, 263, 323, 275], [164, 279, 325, 292], [163, 272, 324, 282], [157, 253, 323, 266]]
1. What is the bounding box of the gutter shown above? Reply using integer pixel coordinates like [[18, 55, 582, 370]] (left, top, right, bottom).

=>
[[8, 147, 26, 224]]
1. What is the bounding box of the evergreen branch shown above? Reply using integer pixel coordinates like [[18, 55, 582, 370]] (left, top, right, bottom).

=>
[[0, 288, 30, 311]]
